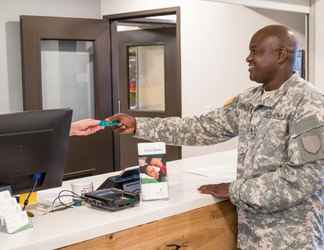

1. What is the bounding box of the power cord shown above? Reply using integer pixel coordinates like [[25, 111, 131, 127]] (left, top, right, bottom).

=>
[[51, 190, 84, 211]]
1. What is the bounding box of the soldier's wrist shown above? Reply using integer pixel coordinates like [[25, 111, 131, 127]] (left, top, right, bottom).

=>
[[229, 179, 247, 206]]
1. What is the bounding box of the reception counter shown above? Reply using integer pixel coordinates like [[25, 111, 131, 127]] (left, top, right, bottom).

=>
[[0, 150, 238, 250]]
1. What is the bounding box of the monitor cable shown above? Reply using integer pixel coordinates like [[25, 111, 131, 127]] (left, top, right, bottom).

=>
[[22, 173, 43, 211]]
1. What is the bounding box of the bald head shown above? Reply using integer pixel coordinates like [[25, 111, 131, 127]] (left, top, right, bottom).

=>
[[253, 25, 298, 67], [247, 25, 299, 89]]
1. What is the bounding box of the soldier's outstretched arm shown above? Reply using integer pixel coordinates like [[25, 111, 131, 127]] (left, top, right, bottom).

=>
[[133, 98, 240, 146], [229, 111, 324, 214]]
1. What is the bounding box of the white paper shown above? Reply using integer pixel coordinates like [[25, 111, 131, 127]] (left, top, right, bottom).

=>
[[185, 165, 236, 183]]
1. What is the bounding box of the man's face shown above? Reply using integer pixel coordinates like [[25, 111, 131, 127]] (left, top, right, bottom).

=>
[[246, 34, 280, 85]]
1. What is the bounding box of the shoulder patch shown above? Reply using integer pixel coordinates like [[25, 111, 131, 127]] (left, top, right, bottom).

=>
[[291, 115, 324, 162], [224, 96, 237, 108], [301, 135, 321, 154], [297, 125, 324, 162]]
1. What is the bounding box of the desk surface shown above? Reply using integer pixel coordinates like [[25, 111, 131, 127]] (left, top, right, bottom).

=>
[[0, 150, 237, 250]]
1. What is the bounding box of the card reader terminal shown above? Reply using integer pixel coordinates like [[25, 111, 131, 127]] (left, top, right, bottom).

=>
[[84, 188, 139, 211]]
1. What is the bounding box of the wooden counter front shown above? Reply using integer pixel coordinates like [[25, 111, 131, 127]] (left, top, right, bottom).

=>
[[61, 200, 237, 250]]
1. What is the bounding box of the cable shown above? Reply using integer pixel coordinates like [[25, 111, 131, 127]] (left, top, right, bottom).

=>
[[51, 195, 75, 210], [22, 175, 40, 211], [50, 190, 84, 211]]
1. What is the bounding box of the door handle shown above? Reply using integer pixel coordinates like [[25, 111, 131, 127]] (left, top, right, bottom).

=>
[[118, 100, 121, 113]]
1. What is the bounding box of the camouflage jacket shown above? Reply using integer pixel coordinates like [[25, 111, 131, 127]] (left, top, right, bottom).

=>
[[135, 74, 324, 250]]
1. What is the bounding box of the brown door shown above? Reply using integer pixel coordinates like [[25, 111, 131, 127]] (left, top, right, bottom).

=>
[[20, 16, 114, 179], [109, 15, 182, 170]]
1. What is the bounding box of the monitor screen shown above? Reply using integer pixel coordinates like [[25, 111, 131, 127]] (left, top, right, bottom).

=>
[[0, 109, 72, 194]]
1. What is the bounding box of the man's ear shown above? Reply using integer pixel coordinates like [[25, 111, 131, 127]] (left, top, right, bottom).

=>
[[278, 48, 289, 64]]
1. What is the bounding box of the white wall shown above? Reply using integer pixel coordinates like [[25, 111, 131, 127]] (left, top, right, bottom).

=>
[[310, 0, 324, 90], [0, 0, 101, 114], [101, 0, 306, 158], [204, 0, 310, 13]]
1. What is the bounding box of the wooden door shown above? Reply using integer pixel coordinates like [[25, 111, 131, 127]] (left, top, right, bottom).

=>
[[108, 10, 182, 170], [20, 16, 114, 179]]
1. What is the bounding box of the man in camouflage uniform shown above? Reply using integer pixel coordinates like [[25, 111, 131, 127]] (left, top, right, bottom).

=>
[[108, 25, 324, 249]]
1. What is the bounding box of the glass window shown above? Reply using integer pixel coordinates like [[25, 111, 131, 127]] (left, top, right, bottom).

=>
[[128, 45, 165, 111], [41, 40, 95, 121]]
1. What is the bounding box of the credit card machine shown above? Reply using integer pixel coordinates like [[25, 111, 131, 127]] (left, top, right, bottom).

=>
[[84, 168, 140, 211], [96, 168, 140, 194], [84, 188, 139, 211]]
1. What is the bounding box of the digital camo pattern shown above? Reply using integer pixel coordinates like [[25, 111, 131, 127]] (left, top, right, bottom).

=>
[[135, 74, 324, 250]]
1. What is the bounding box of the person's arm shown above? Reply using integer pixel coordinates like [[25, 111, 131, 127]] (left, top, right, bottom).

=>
[[70, 119, 103, 136], [134, 97, 240, 146], [229, 104, 324, 214]]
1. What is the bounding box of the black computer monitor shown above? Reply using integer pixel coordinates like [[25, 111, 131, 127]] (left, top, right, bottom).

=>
[[0, 109, 72, 194]]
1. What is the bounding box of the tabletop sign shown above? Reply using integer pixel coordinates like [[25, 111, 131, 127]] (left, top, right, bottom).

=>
[[137, 142, 168, 201]]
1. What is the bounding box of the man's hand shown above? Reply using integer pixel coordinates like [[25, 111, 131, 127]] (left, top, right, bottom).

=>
[[105, 113, 136, 134], [70, 119, 103, 136], [198, 183, 230, 199]]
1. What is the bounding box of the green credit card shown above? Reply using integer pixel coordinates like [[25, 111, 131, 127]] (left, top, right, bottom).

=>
[[99, 120, 120, 127]]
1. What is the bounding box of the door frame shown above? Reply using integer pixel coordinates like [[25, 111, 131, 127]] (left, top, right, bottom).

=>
[[103, 7, 182, 116], [104, 7, 182, 170]]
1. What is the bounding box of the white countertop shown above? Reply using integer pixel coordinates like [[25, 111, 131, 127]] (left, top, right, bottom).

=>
[[0, 150, 237, 250]]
